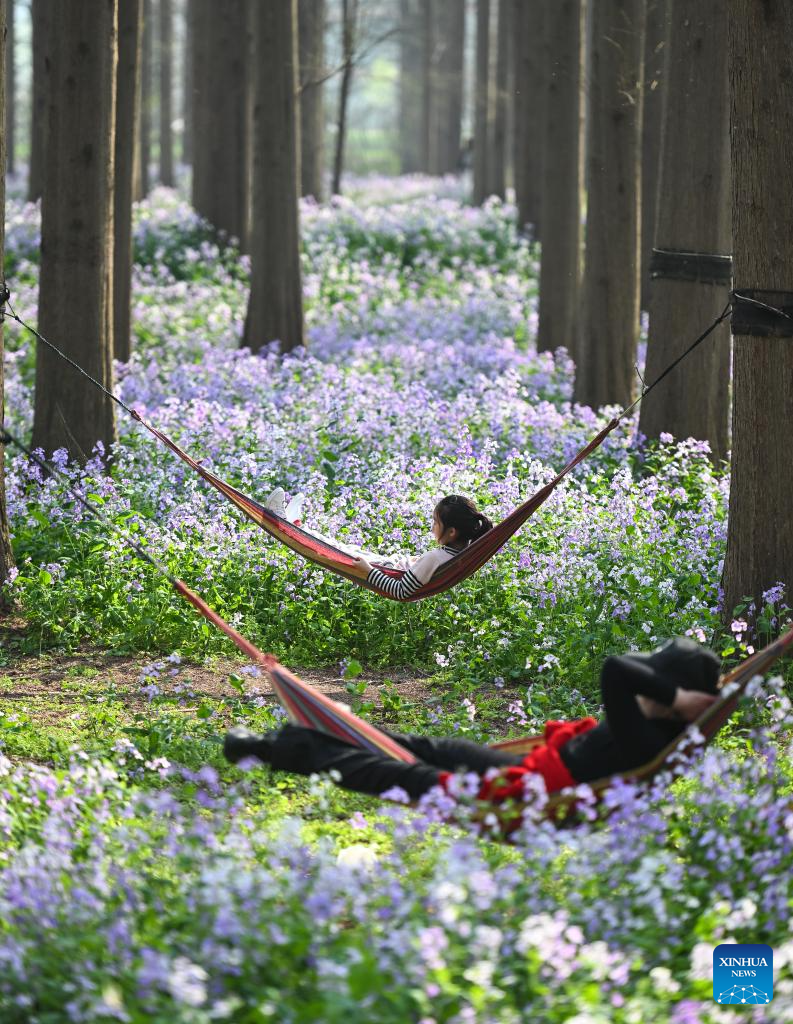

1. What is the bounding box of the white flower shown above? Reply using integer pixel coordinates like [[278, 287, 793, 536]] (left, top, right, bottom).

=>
[[689, 941, 713, 981], [649, 966, 680, 994], [336, 844, 378, 872], [167, 956, 208, 1007]]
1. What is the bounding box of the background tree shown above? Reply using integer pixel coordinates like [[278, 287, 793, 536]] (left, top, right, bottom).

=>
[[137, 0, 152, 198], [191, 0, 251, 248], [430, 0, 464, 175], [511, 0, 545, 235], [723, 0, 793, 620], [536, 0, 584, 355], [114, 0, 143, 364], [639, 0, 668, 309], [0, 0, 15, 607], [159, 0, 174, 185], [32, 0, 118, 460], [4, 0, 13, 175], [28, 0, 51, 202], [332, 0, 358, 195], [485, 0, 509, 200], [182, 0, 193, 165], [244, 0, 304, 354], [398, 0, 423, 173], [575, 0, 645, 409], [298, 0, 325, 200], [639, 0, 731, 460], [472, 0, 489, 204]]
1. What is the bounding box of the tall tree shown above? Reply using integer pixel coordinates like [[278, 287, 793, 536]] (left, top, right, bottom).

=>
[[138, 0, 152, 198], [536, 0, 584, 355], [512, 0, 545, 236], [472, 0, 490, 204], [0, 0, 15, 608], [398, 0, 423, 173], [244, 0, 303, 354], [28, 0, 51, 202], [639, 0, 731, 460], [723, 0, 793, 620], [32, 0, 118, 460], [432, 0, 465, 175], [486, 0, 509, 199], [639, 0, 669, 309], [298, 0, 325, 200], [575, 0, 645, 409], [182, 0, 193, 166], [4, 0, 13, 174], [159, 0, 174, 185], [191, 0, 251, 247], [114, 0, 143, 364], [332, 0, 357, 196]]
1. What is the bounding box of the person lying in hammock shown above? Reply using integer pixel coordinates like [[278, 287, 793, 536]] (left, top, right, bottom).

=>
[[224, 637, 720, 811], [264, 489, 493, 600]]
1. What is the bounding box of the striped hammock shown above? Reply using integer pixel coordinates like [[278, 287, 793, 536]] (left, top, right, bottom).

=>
[[134, 410, 620, 601], [175, 577, 793, 820]]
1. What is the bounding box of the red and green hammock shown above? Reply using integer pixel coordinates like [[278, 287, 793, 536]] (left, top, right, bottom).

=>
[[136, 410, 621, 602]]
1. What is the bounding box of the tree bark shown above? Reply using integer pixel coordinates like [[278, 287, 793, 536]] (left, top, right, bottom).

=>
[[472, 0, 490, 204], [722, 0, 793, 622], [486, 0, 509, 199], [114, 0, 143, 365], [244, 0, 304, 354], [0, 0, 16, 608], [5, 0, 13, 174], [138, 0, 152, 198], [182, 0, 193, 166], [159, 0, 174, 185], [639, 0, 730, 461], [639, 0, 669, 310], [32, 0, 118, 461], [28, 0, 52, 202], [398, 0, 423, 173], [298, 0, 325, 200], [429, 0, 464, 175], [536, 0, 584, 356], [191, 0, 251, 248], [512, 0, 544, 236], [575, 0, 645, 410], [332, 0, 356, 196]]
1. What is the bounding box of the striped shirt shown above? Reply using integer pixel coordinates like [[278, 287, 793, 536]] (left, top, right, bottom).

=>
[[366, 545, 462, 600]]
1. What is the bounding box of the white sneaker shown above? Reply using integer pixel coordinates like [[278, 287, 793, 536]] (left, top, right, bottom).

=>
[[284, 493, 305, 524], [264, 486, 286, 517]]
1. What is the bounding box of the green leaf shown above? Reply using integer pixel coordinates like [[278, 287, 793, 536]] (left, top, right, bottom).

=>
[[343, 659, 363, 680]]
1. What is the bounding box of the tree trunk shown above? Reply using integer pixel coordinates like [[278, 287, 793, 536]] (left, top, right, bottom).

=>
[[182, 0, 193, 166], [536, 0, 584, 356], [575, 0, 645, 410], [191, 0, 251, 248], [28, 0, 52, 202], [138, 0, 152, 198], [32, 0, 118, 461], [722, 0, 793, 622], [639, 0, 730, 461], [512, 0, 544, 236], [432, 0, 465, 176], [0, 0, 16, 609], [332, 0, 356, 196], [159, 0, 174, 185], [398, 0, 423, 173], [114, 0, 143, 365], [420, 0, 433, 173], [298, 0, 324, 200], [486, 0, 508, 199], [244, 0, 303, 354], [639, 0, 669, 310], [472, 0, 489, 204], [5, 0, 13, 174]]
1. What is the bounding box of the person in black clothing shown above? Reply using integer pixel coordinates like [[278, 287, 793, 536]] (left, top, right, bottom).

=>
[[223, 638, 721, 806]]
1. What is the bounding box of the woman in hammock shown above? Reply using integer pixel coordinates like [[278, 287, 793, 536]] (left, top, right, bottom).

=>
[[264, 489, 493, 600], [224, 637, 720, 809]]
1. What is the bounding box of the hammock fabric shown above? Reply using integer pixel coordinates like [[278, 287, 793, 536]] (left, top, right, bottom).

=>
[[134, 410, 620, 602], [175, 577, 793, 820]]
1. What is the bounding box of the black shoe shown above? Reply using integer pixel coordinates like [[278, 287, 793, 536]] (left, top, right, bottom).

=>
[[223, 726, 275, 765]]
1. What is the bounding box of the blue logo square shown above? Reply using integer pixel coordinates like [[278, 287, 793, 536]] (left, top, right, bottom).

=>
[[713, 943, 773, 1004]]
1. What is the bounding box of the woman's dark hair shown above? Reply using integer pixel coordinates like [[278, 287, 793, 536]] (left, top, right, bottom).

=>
[[434, 495, 493, 545]]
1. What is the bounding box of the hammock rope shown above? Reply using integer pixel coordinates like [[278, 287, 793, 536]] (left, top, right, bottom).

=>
[[0, 288, 737, 600]]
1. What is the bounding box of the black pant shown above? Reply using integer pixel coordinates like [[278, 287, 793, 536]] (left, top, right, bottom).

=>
[[267, 724, 523, 800]]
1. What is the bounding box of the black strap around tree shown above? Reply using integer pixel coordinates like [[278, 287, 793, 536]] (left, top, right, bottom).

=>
[[649, 248, 733, 287], [730, 289, 793, 338]]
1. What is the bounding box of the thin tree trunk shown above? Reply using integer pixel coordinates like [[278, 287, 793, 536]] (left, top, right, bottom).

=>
[[575, 0, 645, 410], [32, 0, 118, 461], [472, 0, 489, 204], [191, 0, 251, 248], [398, 0, 423, 173], [114, 0, 143, 365], [159, 0, 174, 185], [639, 0, 668, 310], [5, 0, 13, 174], [0, 0, 16, 609], [536, 0, 584, 356], [244, 0, 303, 354], [28, 0, 51, 202], [421, 0, 433, 172], [486, 0, 508, 199], [723, 0, 793, 622], [332, 0, 356, 196], [512, 0, 544, 236], [138, 0, 152, 198], [639, 0, 730, 461], [182, 0, 193, 166], [298, 0, 325, 200], [432, 0, 465, 175]]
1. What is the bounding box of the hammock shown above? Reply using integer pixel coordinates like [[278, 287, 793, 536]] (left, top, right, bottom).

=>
[[134, 410, 621, 601]]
